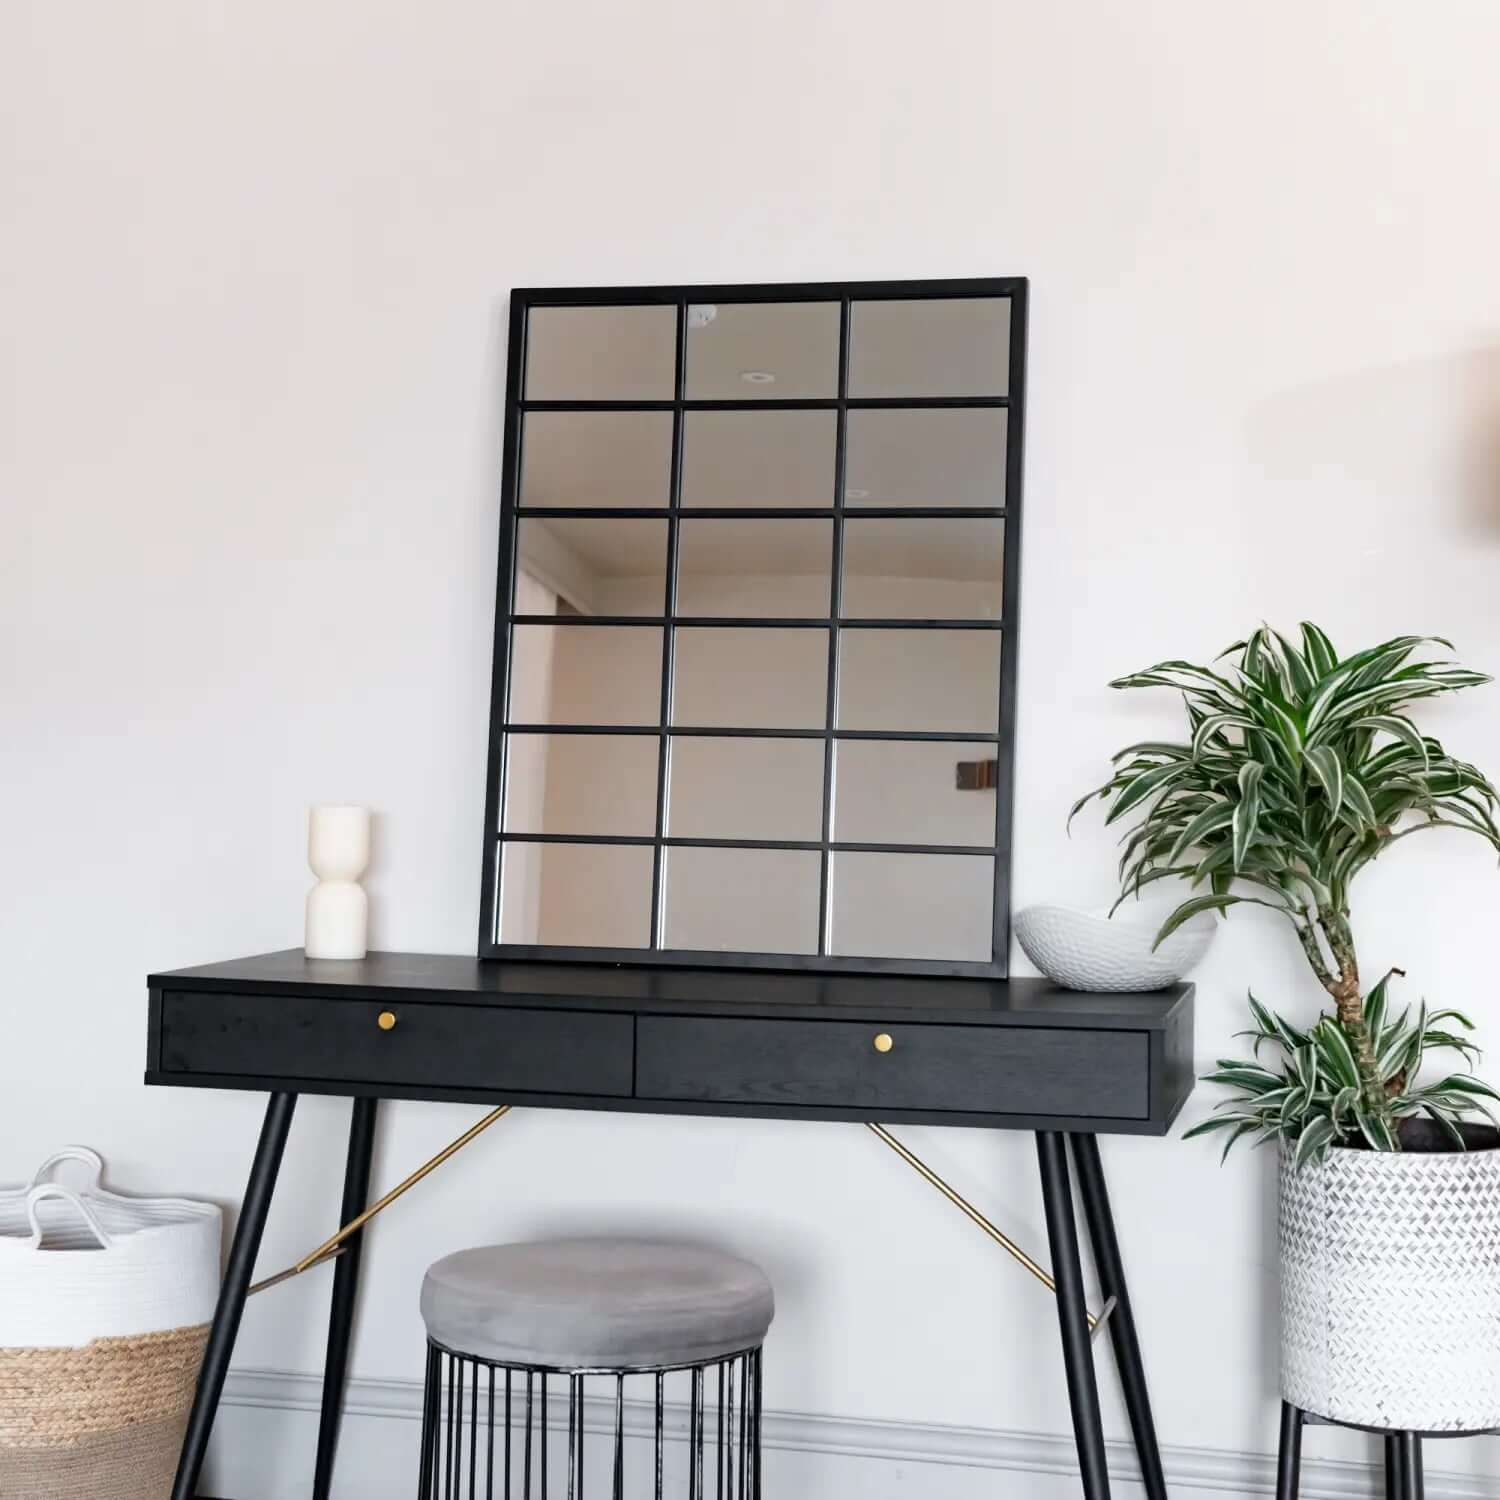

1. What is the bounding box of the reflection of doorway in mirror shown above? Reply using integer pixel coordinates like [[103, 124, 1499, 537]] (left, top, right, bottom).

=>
[[500, 571, 555, 944], [501, 569, 657, 949], [829, 572, 998, 963]]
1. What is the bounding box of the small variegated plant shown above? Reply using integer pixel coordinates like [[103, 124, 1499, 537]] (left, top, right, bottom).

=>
[[1072, 624, 1500, 1162], [1191, 979, 1498, 1168]]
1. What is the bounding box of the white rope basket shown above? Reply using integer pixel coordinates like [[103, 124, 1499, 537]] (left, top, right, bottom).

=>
[[0, 1148, 221, 1497], [0, 1147, 220, 1347]]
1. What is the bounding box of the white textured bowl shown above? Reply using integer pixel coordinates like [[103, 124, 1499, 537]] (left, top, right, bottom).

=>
[[1014, 902, 1215, 992]]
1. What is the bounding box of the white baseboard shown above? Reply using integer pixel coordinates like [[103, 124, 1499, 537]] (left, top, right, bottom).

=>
[[217, 1367, 1493, 1500]]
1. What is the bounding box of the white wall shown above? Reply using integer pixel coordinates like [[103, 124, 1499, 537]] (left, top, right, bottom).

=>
[[5, 1, 1500, 1494]]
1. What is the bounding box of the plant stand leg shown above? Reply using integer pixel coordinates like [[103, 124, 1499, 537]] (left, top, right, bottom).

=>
[[172, 1091, 298, 1500], [1274, 1402, 1303, 1500], [312, 1096, 379, 1500], [1384, 1433, 1403, 1500], [1398, 1434, 1424, 1500], [1069, 1134, 1166, 1500], [1036, 1132, 1112, 1499]]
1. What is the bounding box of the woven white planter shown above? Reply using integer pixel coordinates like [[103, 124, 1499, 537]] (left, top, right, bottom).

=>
[[1279, 1132, 1500, 1432]]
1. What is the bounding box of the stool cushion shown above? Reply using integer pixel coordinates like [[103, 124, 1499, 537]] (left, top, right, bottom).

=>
[[420, 1238, 775, 1371]]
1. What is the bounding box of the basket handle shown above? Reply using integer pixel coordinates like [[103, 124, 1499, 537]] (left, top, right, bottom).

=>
[[27, 1146, 106, 1192], [26, 1184, 114, 1249]]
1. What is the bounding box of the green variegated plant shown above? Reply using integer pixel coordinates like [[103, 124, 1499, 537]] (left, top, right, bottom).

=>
[[1193, 980, 1497, 1167], [1072, 624, 1500, 1162]]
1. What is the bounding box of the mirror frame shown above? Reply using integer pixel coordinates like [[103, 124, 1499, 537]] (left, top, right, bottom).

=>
[[478, 277, 1028, 976]]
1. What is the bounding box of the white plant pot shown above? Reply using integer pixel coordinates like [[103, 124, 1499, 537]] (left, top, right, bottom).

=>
[[1279, 1127, 1500, 1432]]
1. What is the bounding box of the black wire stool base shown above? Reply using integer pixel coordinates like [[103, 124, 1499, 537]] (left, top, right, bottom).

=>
[[418, 1339, 764, 1500]]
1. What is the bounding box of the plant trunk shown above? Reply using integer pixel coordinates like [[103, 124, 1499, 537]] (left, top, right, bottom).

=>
[[1318, 910, 1395, 1136]]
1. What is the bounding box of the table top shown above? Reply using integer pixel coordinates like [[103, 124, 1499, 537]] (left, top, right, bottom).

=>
[[150, 949, 1193, 1031], [147, 950, 1195, 1134]]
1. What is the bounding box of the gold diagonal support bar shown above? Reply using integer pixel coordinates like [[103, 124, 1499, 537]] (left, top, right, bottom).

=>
[[866, 1122, 1107, 1335], [248, 1104, 514, 1296]]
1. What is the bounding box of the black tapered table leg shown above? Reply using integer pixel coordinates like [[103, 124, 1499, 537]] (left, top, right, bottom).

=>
[[172, 1091, 298, 1500], [312, 1095, 379, 1500], [1384, 1433, 1403, 1500], [1275, 1403, 1303, 1500], [1397, 1434, 1423, 1500], [1068, 1133, 1167, 1500], [1036, 1131, 1112, 1500]]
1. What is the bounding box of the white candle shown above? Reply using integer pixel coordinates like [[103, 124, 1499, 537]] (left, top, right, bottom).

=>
[[305, 805, 371, 960]]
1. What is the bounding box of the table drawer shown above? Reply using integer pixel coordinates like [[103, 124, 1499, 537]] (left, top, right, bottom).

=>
[[158, 990, 634, 1097], [636, 1016, 1148, 1119]]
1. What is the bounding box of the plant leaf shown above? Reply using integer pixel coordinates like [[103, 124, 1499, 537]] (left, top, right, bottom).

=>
[[1300, 622, 1338, 679], [1341, 771, 1379, 831], [1192, 712, 1253, 760], [1152, 894, 1243, 949], [1353, 715, 1430, 770], [1165, 800, 1236, 866], [1103, 761, 1193, 825], [1303, 744, 1344, 811], [1420, 1106, 1467, 1148], [1294, 1117, 1338, 1171], [1311, 1018, 1360, 1091], [1233, 762, 1266, 873]]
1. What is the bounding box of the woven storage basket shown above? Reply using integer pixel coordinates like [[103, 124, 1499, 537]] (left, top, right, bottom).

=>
[[1279, 1127, 1500, 1432], [0, 1148, 220, 1498]]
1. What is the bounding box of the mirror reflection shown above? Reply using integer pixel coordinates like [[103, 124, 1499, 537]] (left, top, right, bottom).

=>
[[833, 740, 996, 846], [681, 410, 836, 508], [663, 846, 821, 953], [684, 302, 839, 399], [667, 737, 824, 842], [508, 624, 663, 726], [503, 733, 659, 837], [829, 851, 994, 961], [849, 298, 1011, 398], [836, 629, 1001, 734], [676, 519, 832, 617], [525, 305, 676, 401], [672, 628, 829, 729], [516, 518, 667, 615], [841, 518, 1004, 620], [500, 841, 653, 948], [520, 412, 673, 509], [844, 408, 1006, 508]]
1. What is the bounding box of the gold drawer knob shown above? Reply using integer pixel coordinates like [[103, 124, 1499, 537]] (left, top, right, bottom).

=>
[[377, 1011, 398, 1031], [873, 1032, 894, 1054]]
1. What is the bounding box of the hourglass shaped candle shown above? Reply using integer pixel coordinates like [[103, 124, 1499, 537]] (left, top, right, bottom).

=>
[[305, 806, 370, 960]]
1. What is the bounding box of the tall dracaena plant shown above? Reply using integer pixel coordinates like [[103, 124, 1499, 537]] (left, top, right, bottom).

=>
[[1072, 625, 1500, 1134]]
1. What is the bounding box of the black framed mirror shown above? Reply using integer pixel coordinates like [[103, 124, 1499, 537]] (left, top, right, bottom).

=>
[[479, 277, 1027, 976]]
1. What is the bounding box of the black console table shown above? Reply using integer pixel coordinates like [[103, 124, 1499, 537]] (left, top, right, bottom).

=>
[[146, 950, 1194, 1500]]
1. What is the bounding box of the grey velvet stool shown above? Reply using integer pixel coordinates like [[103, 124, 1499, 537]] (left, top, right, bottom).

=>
[[417, 1238, 774, 1500]]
